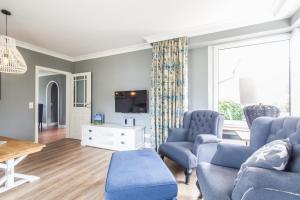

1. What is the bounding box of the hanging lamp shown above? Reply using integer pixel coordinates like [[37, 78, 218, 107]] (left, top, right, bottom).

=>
[[0, 9, 27, 74]]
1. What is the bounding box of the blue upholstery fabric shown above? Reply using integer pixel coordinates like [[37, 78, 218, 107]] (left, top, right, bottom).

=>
[[197, 143, 218, 163], [193, 134, 220, 155], [159, 142, 197, 169], [197, 163, 238, 200], [187, 111, 224, 142], [159, 110, 224, 172], [288, 144, 300, 172], [211, 143, 255, 169], [105, 149, 177, 200], [167, 128, 188, 142], [197, 117, 300, 200], [239, 188, 300, 200], [232, 167, 300, 200]]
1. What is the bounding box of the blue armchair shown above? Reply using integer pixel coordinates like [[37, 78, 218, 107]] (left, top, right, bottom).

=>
[[196, 117, 300, 200], [159, 110, 224, 184]]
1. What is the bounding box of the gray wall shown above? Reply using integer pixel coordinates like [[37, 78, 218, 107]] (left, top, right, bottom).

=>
[[73, 47, 209, 139], [74, 49, 152, 137], [39, 74, 66, 125], [188, 47, 209, 110], [0, 47, 73, 141]]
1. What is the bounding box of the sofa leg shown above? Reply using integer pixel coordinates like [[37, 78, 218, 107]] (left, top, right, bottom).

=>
[[184, 169, 192, 185], [196, 181, 202, 199]]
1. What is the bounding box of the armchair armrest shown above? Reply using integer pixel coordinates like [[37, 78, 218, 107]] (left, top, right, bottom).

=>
[[193, 134, 221, 155], [232, 167, 300, 200], [166, 128, 188, 142], [211, 143, 255, 169]]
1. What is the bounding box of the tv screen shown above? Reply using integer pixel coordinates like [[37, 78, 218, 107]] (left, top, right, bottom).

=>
[[115, 90, 148, 113]]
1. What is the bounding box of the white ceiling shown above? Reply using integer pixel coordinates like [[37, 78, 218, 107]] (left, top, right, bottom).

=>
[[0, 0, 300, 60]]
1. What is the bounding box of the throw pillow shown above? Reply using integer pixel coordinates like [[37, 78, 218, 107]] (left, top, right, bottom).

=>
[[235, 139, 292, 185]]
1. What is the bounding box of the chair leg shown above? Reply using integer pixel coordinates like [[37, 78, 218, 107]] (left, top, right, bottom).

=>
[[184, 169, 192, 185]]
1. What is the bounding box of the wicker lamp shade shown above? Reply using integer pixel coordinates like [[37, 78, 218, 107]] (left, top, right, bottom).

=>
[[0, 35, 27, 74]]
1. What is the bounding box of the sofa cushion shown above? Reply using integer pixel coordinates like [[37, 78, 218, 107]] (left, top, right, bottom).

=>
[[235, 139, 292, 185], [159, 142, 197, 169], [287, 144, 300, 172], [197, 162, 238, 200], [105, 149, 177, 200]]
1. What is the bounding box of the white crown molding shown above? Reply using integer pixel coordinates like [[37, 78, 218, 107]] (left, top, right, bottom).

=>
[[16, 40, 75, 62], [190, 27, 292, 49], [72, 43, 152, 62], [143, 18, 282, 44]]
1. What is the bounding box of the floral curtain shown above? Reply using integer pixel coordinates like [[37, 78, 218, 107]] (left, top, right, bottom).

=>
[[150, 37, 188, 149]]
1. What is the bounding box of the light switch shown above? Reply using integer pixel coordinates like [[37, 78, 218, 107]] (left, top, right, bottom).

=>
[[29, 102, 34, 109]]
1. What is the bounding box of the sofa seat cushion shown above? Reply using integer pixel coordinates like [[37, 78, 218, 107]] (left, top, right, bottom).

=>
[[197, 162, 238, 200], [159, 142, 197, 169], [105, 149, 177, 200]]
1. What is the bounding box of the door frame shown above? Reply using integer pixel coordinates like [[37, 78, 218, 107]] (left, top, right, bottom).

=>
[[45, 81, 60, 127], [35, 66, 72, 143]]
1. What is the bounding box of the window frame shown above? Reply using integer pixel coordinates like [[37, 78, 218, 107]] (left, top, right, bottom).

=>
[[208, 34, 291, 116]]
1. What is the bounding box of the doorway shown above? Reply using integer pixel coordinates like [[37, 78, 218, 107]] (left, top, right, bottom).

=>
[[46, 81, 59, 127], [35, 66, 71, 144]]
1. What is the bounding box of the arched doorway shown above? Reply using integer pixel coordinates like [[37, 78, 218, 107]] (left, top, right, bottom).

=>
[[46, 81, 59, 127]]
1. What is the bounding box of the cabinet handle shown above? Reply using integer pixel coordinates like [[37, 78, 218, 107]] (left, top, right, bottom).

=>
[[89, 137, 92, 140], [89, 130, 92, 132], [121, 133, 125, 136], [121, 141, 125, 144]]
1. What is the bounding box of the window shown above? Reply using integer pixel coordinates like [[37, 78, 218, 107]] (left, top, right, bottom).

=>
[[210, 35, 291, 141]]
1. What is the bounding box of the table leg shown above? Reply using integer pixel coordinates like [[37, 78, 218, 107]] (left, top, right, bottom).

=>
[[5, 159, 14, 188], [0, 155, 40, 193]]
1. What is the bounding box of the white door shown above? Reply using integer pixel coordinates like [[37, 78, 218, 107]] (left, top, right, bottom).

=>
[[70, 72, 92, 140]]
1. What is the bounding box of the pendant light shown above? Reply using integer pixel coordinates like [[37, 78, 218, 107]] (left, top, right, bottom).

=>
[[0, 9, 27, 74]]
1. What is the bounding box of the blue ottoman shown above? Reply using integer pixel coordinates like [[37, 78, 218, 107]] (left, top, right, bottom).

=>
[[105, 149, 178, 200]]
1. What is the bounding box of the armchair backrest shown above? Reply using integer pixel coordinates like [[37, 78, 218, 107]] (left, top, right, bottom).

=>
[[250, 117, 300, 172], [250, 117, 300, 148], [184, 110, 224, 142], [243, 105, 280, 128]]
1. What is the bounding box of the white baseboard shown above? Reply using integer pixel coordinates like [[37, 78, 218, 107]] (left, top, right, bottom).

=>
[[58, 124, 67, 128]]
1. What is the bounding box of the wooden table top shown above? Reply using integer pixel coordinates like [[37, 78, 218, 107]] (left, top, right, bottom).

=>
[[0, 137, 45, 163]]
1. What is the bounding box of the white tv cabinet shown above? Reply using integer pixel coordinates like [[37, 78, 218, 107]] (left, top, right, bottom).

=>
[[81, 124, 145, 151]]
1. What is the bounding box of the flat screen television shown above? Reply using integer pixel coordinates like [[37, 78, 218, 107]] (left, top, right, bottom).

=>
[[115, 90, 148, 113]]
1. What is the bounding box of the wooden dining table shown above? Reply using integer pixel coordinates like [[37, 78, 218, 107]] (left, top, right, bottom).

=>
[[0, 136, 45, 193]]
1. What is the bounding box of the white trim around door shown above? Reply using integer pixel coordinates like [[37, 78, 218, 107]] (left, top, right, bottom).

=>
[[45, 81, 60, 127], [35, 66, 72, 143]]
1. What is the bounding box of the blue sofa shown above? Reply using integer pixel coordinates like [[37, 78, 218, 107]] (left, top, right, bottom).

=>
[[159, 110, 224, 184], [197, 117, 300, 200]]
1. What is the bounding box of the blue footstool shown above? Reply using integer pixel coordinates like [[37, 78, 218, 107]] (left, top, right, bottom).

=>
[[105, 149, 178, 200]]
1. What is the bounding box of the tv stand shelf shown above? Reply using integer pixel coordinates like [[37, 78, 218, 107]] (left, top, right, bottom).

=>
[[81, 124, 145, 151]]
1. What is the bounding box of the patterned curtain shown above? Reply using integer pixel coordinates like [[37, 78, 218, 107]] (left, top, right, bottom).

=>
[[150, 37, 188, 150]]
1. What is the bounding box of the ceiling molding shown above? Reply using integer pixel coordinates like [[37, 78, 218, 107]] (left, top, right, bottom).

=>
[[16, 40, 75, 62], [190, 29, 291, 49], [143, 18, 282, 44], [72, 43, 152, 62]]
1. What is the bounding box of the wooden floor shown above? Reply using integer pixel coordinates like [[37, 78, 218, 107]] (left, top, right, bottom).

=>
[[38, 127, 66, 144], [0, 139, 200, 200]]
